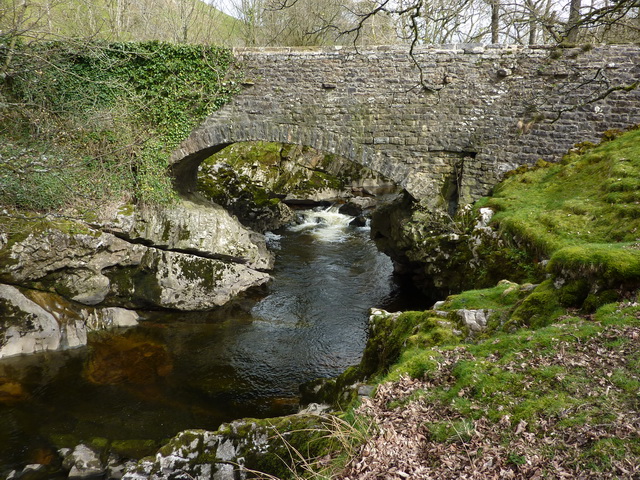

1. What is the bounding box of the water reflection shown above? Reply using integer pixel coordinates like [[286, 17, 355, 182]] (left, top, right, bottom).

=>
[[0, 207, 408, 471]]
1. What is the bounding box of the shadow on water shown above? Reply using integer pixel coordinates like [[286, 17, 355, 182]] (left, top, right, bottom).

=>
[[0, 207, 430, 471]]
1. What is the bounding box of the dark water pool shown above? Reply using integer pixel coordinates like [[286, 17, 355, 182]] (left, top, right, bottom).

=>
[[0, 208, 424, 471]]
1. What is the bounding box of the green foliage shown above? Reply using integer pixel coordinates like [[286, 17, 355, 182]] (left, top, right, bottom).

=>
[[0, 40, 239, 210]]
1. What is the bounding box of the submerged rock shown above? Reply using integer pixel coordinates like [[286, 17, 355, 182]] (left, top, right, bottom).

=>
[[83, 333, 172, 386]]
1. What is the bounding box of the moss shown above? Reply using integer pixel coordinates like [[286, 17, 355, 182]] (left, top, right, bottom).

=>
[[174, 256, 225, 291], [557, 278, 590, 307], [506, 280, 564, 329], [117, 203, 136, 217], [385, 348, 444, 381], [210, 415, 341, 480], [581, 438, 638, 472], [161, 220, 172, 242], [110, 439, 158, 459], [489, 127, 640, 262], [157, 430, 203, 457], [549, 244, 640, 288], [88, 437, 110, 455], [443, 282, 524, 311], [582, 289, 619, 313]]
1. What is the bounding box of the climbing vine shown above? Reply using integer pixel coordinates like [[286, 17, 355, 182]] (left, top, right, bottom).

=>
[[0, 40, 240, 209]]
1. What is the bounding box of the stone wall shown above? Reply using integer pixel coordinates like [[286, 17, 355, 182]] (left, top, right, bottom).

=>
[[171, 44, 640, 208]]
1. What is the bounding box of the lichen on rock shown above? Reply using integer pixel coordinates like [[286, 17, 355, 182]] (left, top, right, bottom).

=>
[[0, 200, 274, 319]]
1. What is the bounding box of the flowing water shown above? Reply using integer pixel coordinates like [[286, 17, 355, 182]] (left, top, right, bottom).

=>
[[0, 207, 421, 471]]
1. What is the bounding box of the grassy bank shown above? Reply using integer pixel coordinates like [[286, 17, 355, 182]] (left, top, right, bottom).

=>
[[488, 127, 640, 290]]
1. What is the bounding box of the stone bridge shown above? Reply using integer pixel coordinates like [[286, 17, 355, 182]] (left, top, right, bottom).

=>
[[170, 44, 640, 208]]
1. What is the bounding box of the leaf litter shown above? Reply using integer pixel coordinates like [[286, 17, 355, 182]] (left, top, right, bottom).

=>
[[337, 322, 640, 479]]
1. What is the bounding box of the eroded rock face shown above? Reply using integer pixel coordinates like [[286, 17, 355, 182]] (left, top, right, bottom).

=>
[[0, 200, 273, 315], [0, 284, 140, 359], [0, 226, 146, 286], [100, 200, 274, 270], [0, 284, 63, 358], [106, 249, 269, 310], [197, 142, 398, 232], [371, 195, 539, 299]]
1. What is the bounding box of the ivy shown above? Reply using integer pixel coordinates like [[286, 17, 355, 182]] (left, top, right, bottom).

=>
[[0, 39, 240, 208]]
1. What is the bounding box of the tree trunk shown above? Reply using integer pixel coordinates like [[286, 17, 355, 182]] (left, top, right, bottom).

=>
[[529, 15, 537, 44], [566, 0, 581, 42], [491, 0, 500, 43]]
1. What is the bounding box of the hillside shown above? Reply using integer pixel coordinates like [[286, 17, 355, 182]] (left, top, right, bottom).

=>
[[3, 0, 242, 45]]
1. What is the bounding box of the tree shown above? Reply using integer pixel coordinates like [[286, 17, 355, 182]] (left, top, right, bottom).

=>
[[565, 0, 581, 41], [229, 0, 352, 46], [264, 0, 639, 47]]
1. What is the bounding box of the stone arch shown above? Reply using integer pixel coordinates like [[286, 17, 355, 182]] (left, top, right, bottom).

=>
[[169, 120, 392, 197]]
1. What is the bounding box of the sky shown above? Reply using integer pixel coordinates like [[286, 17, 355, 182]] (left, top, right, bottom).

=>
[[210, 0, 237, 16]]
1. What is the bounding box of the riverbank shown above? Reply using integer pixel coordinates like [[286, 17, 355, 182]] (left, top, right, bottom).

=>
[[304, 126, 640, 479]]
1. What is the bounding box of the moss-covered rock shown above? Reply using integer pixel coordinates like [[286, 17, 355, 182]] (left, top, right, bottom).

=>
[[98, 199, 275, 271], [303, 308, 463, 407], [370, 194, 542, 300], [505, 280, 565, 330], [105, 249, 270, 310], [197, 141, 398, 231], [123, 414, 338, 480], [0, 201, 273, 316]]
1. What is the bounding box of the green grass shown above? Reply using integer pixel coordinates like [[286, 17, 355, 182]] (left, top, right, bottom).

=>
[[381, 300, 640, 435], [305, 128, 640, 479], [487, 126, 640, 288], [441, 281, 534, 312]]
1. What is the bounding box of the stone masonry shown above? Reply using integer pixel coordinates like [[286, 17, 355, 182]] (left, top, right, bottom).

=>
[[170, 44, 640, 208]]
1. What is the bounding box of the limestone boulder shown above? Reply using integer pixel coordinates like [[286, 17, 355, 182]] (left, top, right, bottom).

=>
[[0, 223, 146, 286], [456, 308, 493, 334], [85, 307, 140, 330], [100, 200, 274, 271], [0, 284, 64, 358], [0, 284, 139, 359], [123, 415, 330, 480], [107, 249, 270, 310], [61, 444, 105, 479], [0, 211, 271, 312]]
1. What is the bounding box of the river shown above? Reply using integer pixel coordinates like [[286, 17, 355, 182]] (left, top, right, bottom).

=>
[[0, 207, 419, 471]]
